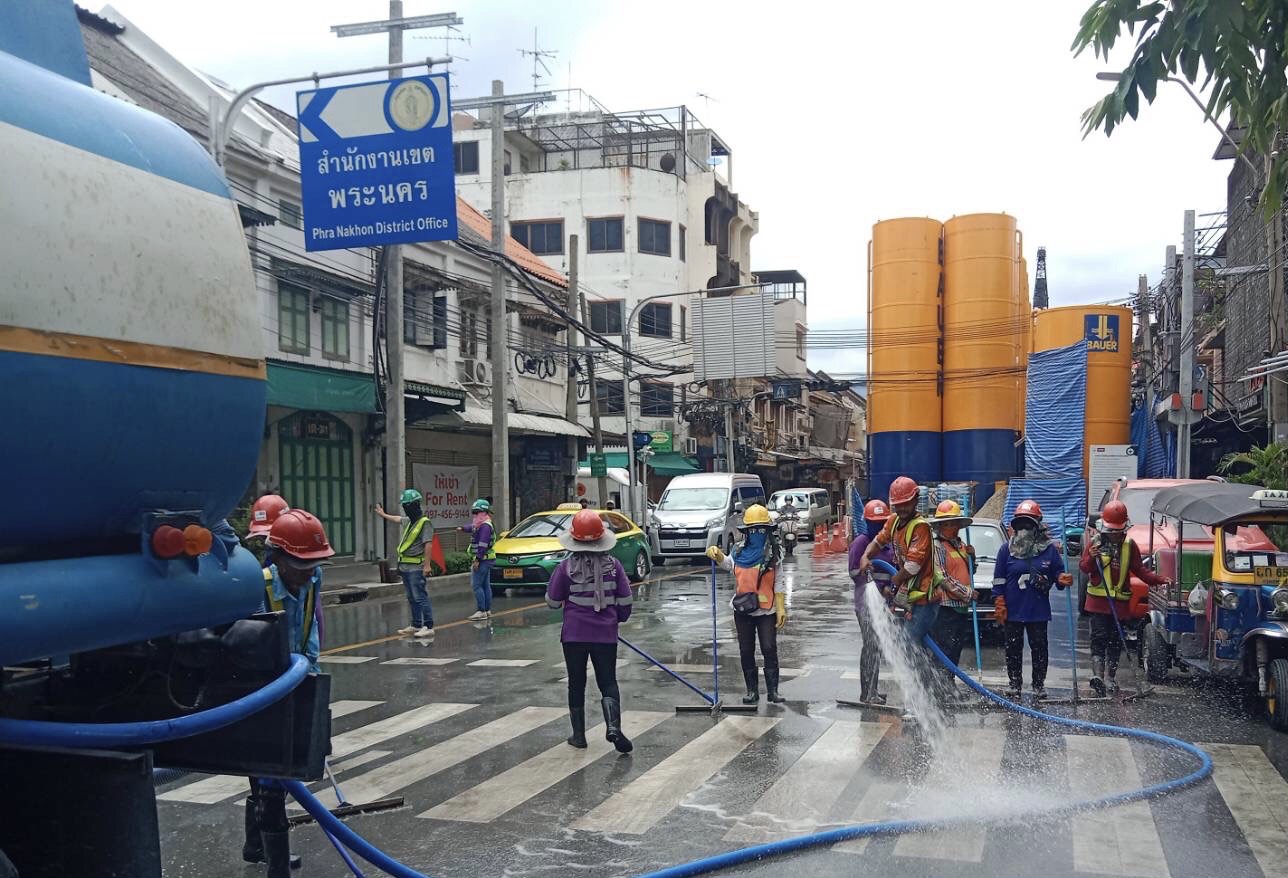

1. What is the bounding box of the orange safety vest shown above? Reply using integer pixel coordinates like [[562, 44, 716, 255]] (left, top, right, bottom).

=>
[[734, 565, 777, 611], [936, 537, 972, 607], [889, 516, 937, 604]]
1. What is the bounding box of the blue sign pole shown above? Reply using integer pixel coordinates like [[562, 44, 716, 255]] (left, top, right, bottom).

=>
[[296, 73, 458, 251]]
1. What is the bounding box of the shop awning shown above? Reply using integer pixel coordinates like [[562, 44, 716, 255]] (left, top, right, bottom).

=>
[[424, 406, 589, 438], [266, 362, 378, 414], [580, 452, 699, 476], [406, 380, 466, 411]]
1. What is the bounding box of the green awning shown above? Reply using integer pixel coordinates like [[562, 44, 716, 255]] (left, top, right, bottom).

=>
[[267, 362, 378, 414], [580, 452, 699, 476]]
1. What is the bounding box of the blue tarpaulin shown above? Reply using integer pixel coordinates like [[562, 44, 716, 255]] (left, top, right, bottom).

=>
[[1025, 341, 1087, 478], [1003, 477, 1087, 533], [1131, 396, 1174, 478]]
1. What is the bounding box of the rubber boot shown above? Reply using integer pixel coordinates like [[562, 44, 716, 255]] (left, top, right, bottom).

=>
[[241, 796, 263, 863], [601, 697, 633, 753], [261, 831, 294, 878], [567, 707, 588, 749], [765, 668, 787, 704], [741, 667, 760, 704], [1107, 662, 1120, 695], [1089, 658, 1107, 697]]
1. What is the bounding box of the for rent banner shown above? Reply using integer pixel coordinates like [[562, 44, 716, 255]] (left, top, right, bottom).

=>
[[410, 463, 478, 528]]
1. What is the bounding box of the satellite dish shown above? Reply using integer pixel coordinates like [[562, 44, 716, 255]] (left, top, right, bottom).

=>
[[659, 152, 676, 172]]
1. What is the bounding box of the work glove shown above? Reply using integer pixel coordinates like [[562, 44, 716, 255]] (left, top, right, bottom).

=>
[[705, 545, 726, 564], [774, 593, 787, 630], [1057, 573, 1073, 591], [994, 595, 1007, 625], [892, 586, 910, 612]]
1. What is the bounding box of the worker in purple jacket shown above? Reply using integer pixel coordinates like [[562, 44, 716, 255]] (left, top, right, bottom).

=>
[[546, 509, 635, 754], [847, 499, 896, 704], [461, 498, 495, 621]]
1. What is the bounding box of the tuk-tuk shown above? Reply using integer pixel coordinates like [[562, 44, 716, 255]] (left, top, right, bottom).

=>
[[1142, 482, 1288, 729]]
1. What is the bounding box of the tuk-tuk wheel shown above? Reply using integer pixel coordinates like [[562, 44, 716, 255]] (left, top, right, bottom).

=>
[[1267, 658, 1288, 732], [1144, 623, 1169, 683]]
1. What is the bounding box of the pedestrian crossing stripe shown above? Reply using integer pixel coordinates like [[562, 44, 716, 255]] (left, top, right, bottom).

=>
[[157, 699, 1288, 878], [317, 655, 378, 664], [381, 657, 459, 666]]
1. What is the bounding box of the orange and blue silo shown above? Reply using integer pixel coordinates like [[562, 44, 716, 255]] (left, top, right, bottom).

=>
[[942, 214, 1021, 501], [868, 218, 943, 502]]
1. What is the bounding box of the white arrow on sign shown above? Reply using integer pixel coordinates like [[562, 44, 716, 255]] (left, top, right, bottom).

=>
[[298, 81, 394, 143]]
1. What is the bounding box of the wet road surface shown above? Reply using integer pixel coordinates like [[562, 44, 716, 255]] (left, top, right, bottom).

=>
[[158, 547, 1288, 877]]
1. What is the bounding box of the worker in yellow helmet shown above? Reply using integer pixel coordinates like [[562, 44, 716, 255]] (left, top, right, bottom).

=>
[[706, 504, 788, 705]]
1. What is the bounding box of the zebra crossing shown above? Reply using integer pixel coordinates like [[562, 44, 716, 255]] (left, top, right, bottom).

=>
[[154, 694, 1288, 876]]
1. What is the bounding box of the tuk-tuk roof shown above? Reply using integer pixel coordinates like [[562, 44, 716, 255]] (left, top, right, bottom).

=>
[[1150, 482, 1271, 526]]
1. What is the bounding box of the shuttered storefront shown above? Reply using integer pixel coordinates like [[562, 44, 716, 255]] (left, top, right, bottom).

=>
[[406, 429, 491, 553]]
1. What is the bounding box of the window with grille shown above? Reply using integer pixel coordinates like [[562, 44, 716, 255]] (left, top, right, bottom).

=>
[[277, 282, 310, 354], [596, 381, 625, 414], [641, 382, 674, 416]]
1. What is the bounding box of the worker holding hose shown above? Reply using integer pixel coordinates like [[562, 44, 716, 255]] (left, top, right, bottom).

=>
[[244, 509, 334, 876], [848, 499, 896, 704], [1080, 500, 1168, 696], [857, 477, 937, 640], [991, 500, 1066, 699], [707, 503, 788, 705], [928, 500, 979, 696]]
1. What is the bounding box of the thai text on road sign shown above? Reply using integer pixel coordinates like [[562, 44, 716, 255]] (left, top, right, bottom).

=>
[[296, 74, 458, 251]]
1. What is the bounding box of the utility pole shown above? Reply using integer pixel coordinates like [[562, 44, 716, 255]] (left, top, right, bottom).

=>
[[331, 3, 462, 560], [489, 79, 510, 530], [580, 292, 608, 505], [724, 390, 737, 474], [1136, 273, 1153, 392], [1178, 209, 1196, 479], [565, 235, 580, 499]]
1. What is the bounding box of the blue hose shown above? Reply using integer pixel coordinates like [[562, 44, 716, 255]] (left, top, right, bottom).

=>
[[0, 654, 310, 747], [283, 780, 429, 878], [632, 559, 1213, 878]]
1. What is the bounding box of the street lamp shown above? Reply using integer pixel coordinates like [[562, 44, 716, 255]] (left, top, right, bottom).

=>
[[1095, 71, 1259, 175]]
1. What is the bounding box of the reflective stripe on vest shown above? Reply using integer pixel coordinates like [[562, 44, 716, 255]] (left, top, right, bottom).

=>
[[897, 517, 937, 603], [398, 517, 430, 564], [473, 517, 496, 561], [263, 567, 316, 656], [936, 538, 972, 605], [1087, 541, 1132, 601], [565, 593, 633, 608]]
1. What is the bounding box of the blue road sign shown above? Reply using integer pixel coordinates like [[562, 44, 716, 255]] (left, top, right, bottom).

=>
[[296, 73, 458, 251]]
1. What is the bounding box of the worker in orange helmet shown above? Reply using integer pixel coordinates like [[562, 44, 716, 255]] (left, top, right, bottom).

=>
[[991, 499, 1066, 699], [247, 494, 290, 542], [858, 477, 939, 646], [243, 509, 334, 876], [847, 498, 896, 704], [928, 500, 979, 695], [1080, 499, 1168, 696]]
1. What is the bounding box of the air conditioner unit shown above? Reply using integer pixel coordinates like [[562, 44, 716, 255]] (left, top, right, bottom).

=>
[[458, 358, 491, 385], [684, 437, 698, 455]]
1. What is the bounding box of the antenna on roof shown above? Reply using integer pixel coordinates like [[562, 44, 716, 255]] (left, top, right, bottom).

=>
[[696, 91, 719, 108], [413, 24, 469, 91], [517, 27, 558, 92]]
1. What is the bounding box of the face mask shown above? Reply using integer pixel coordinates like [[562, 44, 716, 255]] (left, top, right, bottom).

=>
[[866, 519, 884, 539], [472, 510, 488, 527], [403, 503, 423, 520]]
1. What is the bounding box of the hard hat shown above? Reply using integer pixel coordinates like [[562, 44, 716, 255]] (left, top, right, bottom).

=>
[[738, 504, 772, 528], [1100, 500, 1129, 532], [863, 499, 893, 521], [471, 499, 491, 512], [400, 488, 424, 505], [1013, 499, 1044, 522], [888, 476, 919, 506], [558, 508, 618, 553], [932, 498, 973, 528], [266, 509, 336, 568], [248, 494, 289, 537]]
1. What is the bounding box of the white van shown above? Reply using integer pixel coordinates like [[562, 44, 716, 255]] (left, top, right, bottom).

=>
[[575, 466, 631, 509], [769, 487, 834, 539], [649, 473, 766, 562]]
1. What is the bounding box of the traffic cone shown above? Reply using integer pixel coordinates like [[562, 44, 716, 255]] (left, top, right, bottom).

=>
[[429, 534, 447, 576], [828, 524, 847, 554]]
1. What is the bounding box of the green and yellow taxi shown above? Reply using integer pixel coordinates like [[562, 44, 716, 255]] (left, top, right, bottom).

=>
[[491, 504, 652, 593]]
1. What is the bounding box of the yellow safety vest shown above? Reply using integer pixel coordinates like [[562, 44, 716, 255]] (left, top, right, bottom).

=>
[[474, 516, 497, 562], [895, 517, 942, 604], [1087, 541, 1132, 601], [263, 567, 316, 655], [398, 516, 431, 565]]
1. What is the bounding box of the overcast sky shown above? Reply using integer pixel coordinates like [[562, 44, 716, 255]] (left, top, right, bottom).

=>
[[100, 0, 1233, 374]]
